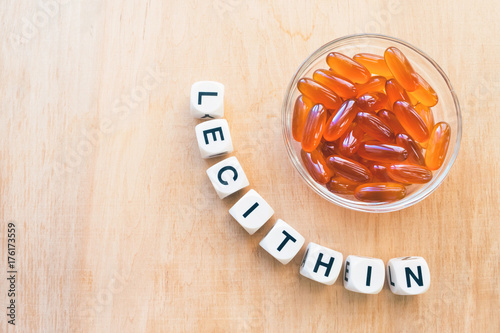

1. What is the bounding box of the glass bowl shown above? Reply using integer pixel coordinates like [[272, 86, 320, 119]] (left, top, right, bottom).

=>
[[282, 34, 461, 213]]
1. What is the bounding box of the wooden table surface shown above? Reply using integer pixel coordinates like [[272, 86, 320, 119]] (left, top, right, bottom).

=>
[[1, 0, 499, 332]]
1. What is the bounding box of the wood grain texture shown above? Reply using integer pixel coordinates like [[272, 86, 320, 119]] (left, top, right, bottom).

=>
[[1, 0, 499, 332]]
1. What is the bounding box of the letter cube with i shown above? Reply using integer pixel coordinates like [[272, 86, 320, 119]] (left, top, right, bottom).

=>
[[190, 81, 224, 119], [229, 189, 274, 235], [259, 219, 305, 265], [343, 255, 385, 294], [387, 256, 431, 295], [195, 119, 233, 158], [206, 156, 249, 199], [300, 242, 343, 285]]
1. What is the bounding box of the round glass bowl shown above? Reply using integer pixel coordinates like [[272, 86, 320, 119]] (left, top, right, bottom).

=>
[[282, 34, 461, 213]]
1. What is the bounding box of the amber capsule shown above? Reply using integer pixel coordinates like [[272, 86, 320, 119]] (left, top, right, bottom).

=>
[[386, 79, 411, 107], [353, 53, 393, 77], [312, 69, 357, 99], [356, 76, 387, 97], [319, 139, 339, 157], [409, 73, 438, 107], [396, 133, 425, 165], [339, 124, 364, 157], [387, 164, 433, 184], [392, 100, 430, 143], [366, 163, 393, 182], [358, 142, 408, 163], [292, 95, 313, 142], [354, 183, 406, 202], [356, 112, 395, 143], [301, 149, 334, 184], [326, 176, 359, 195], [326, 155, 372, 183], [384, 47, 418, 92], [326, 52, 371, 84], [377, 109, 406, 135], [297, 78, 343, 110], [413, 103, 435, 133], [358, 92, 389, 112], [323, 99, 359, 141], [301, 104, 328, 152], [425, 122, 451, 170]]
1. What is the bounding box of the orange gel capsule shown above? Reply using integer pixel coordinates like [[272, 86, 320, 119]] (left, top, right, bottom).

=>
[[301, 149, 334, 184], [312, 69, 357, 99], [324, 99, 359, 141], [358, 142, 408, 163], [358, 92, 389, 112], [292, 95, 313, 142], [396, 133, 425, 165], [425, 122, 451, 170], [339, 124, 364, 157], [366, 163, 393, 182], [385, 79, 411, 107], [319, 139, 339, 157], [297, 78, 343, 110], [409, 73, 438, 107], [326, 52, 371, 84], [356, 76, 387, 97], [377, 109, 406, 135], [409, 93, 419, 105], [353, 53, 393, 77], [387, 164, 433, 184], [354, 183, 406, 202], [384, 47, 418, 92], [392, 100, 430, 143], [326, 176, 359, 195], [302, 104, 328, 152], [326, 155, 372, 183], [413, 103, 435, 148], [356, 112, 395, 143]]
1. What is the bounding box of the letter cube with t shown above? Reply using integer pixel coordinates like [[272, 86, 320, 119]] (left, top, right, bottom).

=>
[[195, 119, 233, 158], [387, 256, 431, 295], [229, 189, 274, 235], [343, 255, 385, 294], [259, 219, 305, 265], [190, 81, 224, 119], [206, 156, 249, 199], [300, 242, 343, 285]]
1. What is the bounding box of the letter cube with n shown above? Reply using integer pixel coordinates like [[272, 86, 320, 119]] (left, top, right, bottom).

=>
[[387, 256, 431, 295], [300, 242, 343, 285], [343, 255, 385, 294], [206, 156, 249, 199], [190, 81, 224, 119], [195, 119, 233, 158], [229, 189, 274, 234], [259, 219, 305, 265]]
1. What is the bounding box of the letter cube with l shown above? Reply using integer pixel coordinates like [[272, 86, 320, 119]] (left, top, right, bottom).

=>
[[206, 156, 249, 199], [343, 255, 385, 294], [195, 119, 233, 158], [190, 81, 224, 119], [387, 256, 431, 295], [259, 219, 305, 265], [229, 189, 274, 235], [300, 242, 343, 285]]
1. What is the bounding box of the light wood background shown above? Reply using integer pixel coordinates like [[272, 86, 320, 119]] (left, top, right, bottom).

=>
[[1, 0, 499, 332]]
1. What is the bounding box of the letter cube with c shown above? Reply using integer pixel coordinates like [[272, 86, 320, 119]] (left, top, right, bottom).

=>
[[195, 119, 233, 158], [343, 255, 385, 294], [300, 242, 343, 285], [190, 81, 224, 119], [259, 219, 305, 265], [206, 156, 249, 199], [387, 256, 431, 295]]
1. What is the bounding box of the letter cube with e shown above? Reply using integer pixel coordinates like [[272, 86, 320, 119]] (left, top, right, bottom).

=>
[[195, 119, 233, 158], [259, 219, 305, 265], [343, 255, 385, 294], [387, 256, 431, 295], [300, 242, 343, 285], [206, 156, 249, 199], [190, 81, 224, 119], [229, 189, 274, 235]]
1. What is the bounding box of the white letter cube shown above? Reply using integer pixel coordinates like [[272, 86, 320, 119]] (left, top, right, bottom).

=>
[[195, 119, 233, 159], [259, 219, 305, 265], [387, 256, 431, 295], [300, 242, 343, 285], [343, 255, 385, 294], [229, 189, 274, 235], [206, 156, 249, 199], [190, 81, 224, 119]]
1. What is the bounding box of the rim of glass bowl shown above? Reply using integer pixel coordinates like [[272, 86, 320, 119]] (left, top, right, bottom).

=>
[[281, 33, 462, 213]]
